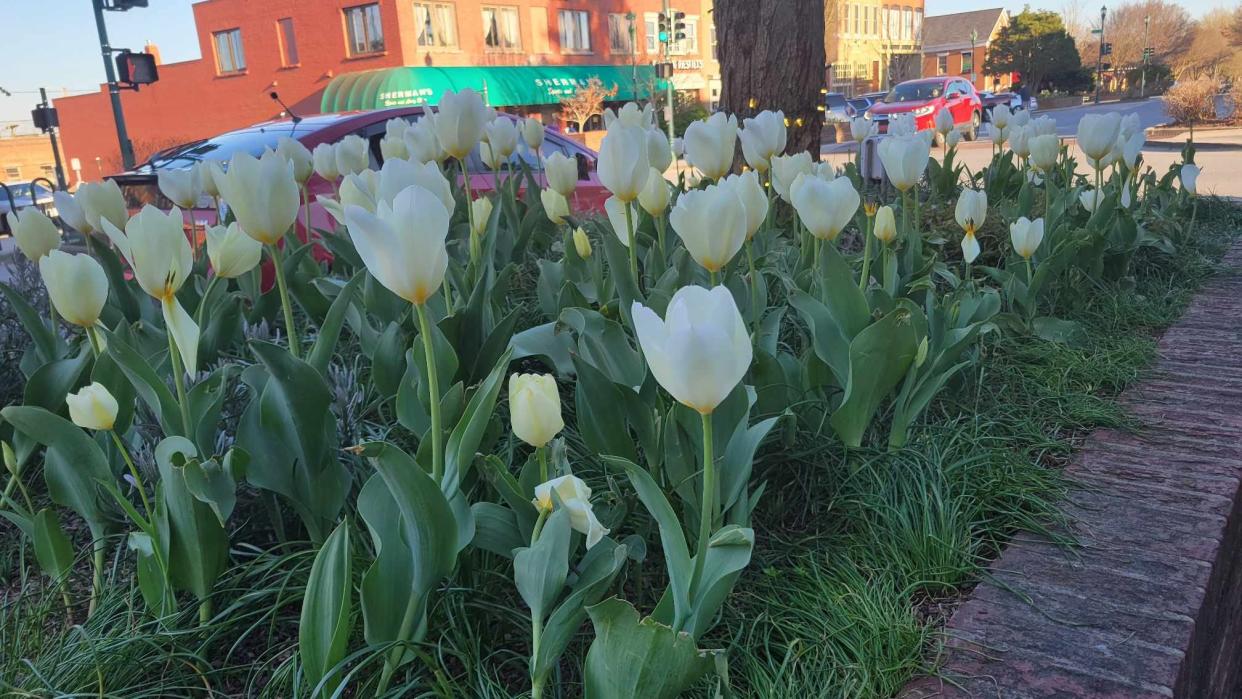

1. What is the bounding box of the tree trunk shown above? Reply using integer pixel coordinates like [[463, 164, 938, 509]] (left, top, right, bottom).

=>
[[716, 0, 826, 158]]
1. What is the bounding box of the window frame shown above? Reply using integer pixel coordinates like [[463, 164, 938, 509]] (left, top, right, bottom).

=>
[[276, 17, 299, 67], [936, 53, 948, 75], [644, 13, 659, 54], [414, 1, 459, 49], [482, 5, 522, 51], [212, 28, 246, 74], [960, 50, 974, 75], [343, 3, 386, 57], [607, 13, 636, 55], [558, 9, 591, 54]]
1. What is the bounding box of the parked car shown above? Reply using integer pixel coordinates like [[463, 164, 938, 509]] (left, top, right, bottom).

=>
[[0, 181, 56, 235], [109, 106, 608, 238], [847, 96, 875, 116], [824, 92, 855, 122], [864, 77, 983, 143]]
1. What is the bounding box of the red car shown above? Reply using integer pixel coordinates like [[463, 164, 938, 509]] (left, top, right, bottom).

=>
[[864, 77, 983, 144]]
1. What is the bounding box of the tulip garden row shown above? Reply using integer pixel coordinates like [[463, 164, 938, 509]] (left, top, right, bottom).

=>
[[0, 90, 1222, 697]]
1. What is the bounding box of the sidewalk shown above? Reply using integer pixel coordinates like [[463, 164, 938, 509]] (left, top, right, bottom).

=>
[[1145, 127, 1242, 152]]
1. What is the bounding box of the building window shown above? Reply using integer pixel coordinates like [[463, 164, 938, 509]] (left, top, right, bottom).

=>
[[902, 7, 913, 40], [277, 18, 298, 66], [937, 54, 948, 75], [5, 166, 21, 180], [607, 13, 635, 54], [854, 4, 861, 34], [961, 50, 974, 74], [645, 13, 659, 53], [710, 23, 717, 59], [415, 2, 457, 48], [914, 9, 923, 41], [344, 3, 385, 56], [482, 6, 521, 50], [41, 164, 56, 177], [212, 28, 245, 74], [559, 9, 590, 53]]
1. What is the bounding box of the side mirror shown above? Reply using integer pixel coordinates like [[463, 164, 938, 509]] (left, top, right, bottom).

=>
[[575, 152, 591, 181]]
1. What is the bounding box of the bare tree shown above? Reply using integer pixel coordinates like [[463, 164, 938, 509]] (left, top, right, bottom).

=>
[[1091, 0, 1194, 70], [1060, 0, 1093, 48], [559, 78, 619, 132], [1176, 9, 1242, 81]]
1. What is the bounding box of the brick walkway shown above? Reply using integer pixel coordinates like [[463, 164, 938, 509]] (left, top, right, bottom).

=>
[[902, 242, 1242, 698]]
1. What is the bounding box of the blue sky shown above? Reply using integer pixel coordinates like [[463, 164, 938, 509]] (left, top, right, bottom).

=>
[[0, 0, 1233, 132]]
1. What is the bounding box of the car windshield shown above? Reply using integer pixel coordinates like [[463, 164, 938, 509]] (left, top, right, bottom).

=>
[[884, 82, 944, 103], [848, 98, 870, 111], [825, 94, 849, 109], [141, 114, 349, 171]]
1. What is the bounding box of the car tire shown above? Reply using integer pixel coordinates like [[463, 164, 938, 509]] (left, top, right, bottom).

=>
[[963, 111, 981, 142]]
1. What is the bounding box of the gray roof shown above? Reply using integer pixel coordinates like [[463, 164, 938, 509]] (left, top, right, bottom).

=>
[[921, 8, 1007, 51]]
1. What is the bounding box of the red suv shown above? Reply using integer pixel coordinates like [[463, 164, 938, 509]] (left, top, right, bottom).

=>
[[864, 77, 983, 144]]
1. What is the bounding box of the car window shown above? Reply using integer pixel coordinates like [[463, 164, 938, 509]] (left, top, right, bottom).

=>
[[145, 128, 293, 171], [825, 94, 849, 109], [884, 82, 943, 103]]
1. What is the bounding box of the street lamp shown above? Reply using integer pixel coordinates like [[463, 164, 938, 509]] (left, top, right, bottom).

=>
[[969, 28, 978, 88], [1094, 4, 1106, 105], [1140, 15, 1150, 98]]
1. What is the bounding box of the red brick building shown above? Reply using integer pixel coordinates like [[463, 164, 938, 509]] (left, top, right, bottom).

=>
[[57, 0, 720, 179], [919, 8, 1011, 93]]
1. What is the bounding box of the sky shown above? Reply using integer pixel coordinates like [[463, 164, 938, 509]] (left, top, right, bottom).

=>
[[0, 0, 1234, 133]]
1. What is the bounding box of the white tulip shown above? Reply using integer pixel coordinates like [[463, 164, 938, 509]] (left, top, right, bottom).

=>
[[1079, 188, 1103, 212], [343, 185, 449, 305], [604, 196, 632, 248], [739, 110, 787, 172], [669, 184, 747, 273], [434, 88, 492, 160], [877, 134, 930, 192], [961, 230, 981, 264], [646, 128, 673, 173], [544, 152, 579, 197], [991, 124, 1008, 147], [276, 137, 314, 185], [934, 108, 954, 136], [52, 190, 90, 234], [888, 113, 917, 138], [77, 179, 129, 234], [993, 105, 1012, 130], [1122, 131, 1145, 169], [100, 205, 199, 373], [198, 159, 225, 198], [6, 207, 60, 260], [1010, 216, 1044, 259], [874, 205, 898, 244], [850, 116, 876, 143], [683, 112, 738, 181], [479, 141, 504, 171], [1181, 164, 1200, 195], [471, 196, 493, 237], [319, 169, 380, 224], [770, 152, 813, 203], [1011, 108, 1031, 128], [1121, 184, 1133, 209], [66, 382, 118, 431], [541, 188, 570, 225], [1120, 112, 1142, 140], [672, 137, 685, 157], [158, 168, 202, 209], [216, 150, 300, 245], [39, 250, 108, 327], [597, 123, 650, 203], [521, 117, 545, 151], [404, 114, 447, 164], [1029, 134, 1060, 173], [1032, 115, 1057, 137], [604, 102, 655, 130], [312, 143, 340, 181], [954, 188, 987, 234], [1009, 125, 1031, 158], [638, 168, 671, 217], [791, 174, 859, 242], [946, 130, 962, 149], [811, 161, 836, 181], [631, 285, 752, 415], [377, 158, 454, 215], [719, 170, 768, 240], [509, 373, 564, 448], [483, 118, 519, 161], [533, 474, 609, 548], [334, 134, 370, 176], [206, 222, 263, 278], [379, 134, 408, 162], [1076, 112, 1122, 162]]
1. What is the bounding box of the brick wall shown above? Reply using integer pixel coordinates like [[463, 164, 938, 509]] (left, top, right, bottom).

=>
[[0, 135, 60, 186], [920, 43, 1010, 92]]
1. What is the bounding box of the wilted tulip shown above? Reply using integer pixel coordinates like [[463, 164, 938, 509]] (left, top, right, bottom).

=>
[[878, 134, 930, 192], [66, 382, 118, 431], [638, 168, 671, 217], [521, 117, 545, 152], [39, 250, 108, 327], [1181, 164, 1200, 195], [206, 222, 262, 278], [6, 207, 60, 260], [720, 170, 768, 240], [216, 151, 300, 245], [670, 184, 747, 274], [541, 189, 569, 225], [1077, 112, 1122, 162], [791, 174, 859, 242], [1028, 134, 1060, 173], [740, 110, 787, 172], [770, 152, 813, 203], [435, 88, 492, 159], [312, 143, 340, 182], [404, 114, 447, 164], [597, 122, 650, 202], [77, 179, 129, 234], [873, 205, 897, 245], [646, 128, 673, 173], [684, 112, 738, 181], [573, 227, 592, 258], [1009, 217, 1044, 259], [533, 474, 610, 548], [850, 116, 876, 143], [52, 190, 90, 234], [343, 184, 448, 306], [631, 285, 752, 415], [934, 108, 954, 137], [334, 134, 370, 176], [509, 373, 564, 448], [276, 137, 314, 185], [544, 152, 579, 198], [158, 168, 203, 209]]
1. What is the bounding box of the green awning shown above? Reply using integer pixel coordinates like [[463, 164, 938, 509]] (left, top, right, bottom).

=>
[[320, 64, 659, 112]]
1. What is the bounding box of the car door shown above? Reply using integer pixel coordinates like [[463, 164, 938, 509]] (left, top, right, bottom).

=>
[[950, 81, 972, 123]]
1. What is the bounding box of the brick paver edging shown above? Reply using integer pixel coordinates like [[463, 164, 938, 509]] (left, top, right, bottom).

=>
[[901, 241, 1242, 698]]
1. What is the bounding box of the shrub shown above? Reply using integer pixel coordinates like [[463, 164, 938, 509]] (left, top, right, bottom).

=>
[[1164, 77, 1221, 126]]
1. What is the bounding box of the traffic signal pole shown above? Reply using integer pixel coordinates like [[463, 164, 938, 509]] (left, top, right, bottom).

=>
[[1094, 4, 1106, 105], [38, 88, 67, 190], [1140, 15, 1150, 98], [663, 0, 676, 159], [91, 0, 136, 170]]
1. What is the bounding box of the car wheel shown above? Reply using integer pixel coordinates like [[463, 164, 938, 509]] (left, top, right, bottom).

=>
[[963, 111, 981, 141]]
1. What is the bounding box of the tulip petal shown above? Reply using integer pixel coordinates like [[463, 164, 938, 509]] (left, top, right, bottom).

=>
[[162, 296, 200, 376]]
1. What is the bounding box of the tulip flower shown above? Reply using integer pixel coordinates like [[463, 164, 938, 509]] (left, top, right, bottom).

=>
[[604, 196, 631, 249], [521, 117, 545, 152], [39, 250, 108, 328], [1011, 108, 1031, 128], [101, 206, 199, 377], [1122, 131, 1145, 170], [604, 102, 655, 130], [1181, 164, 1200, 195], [509, 373, 564, 451], [573, 227, 592, 258], [313, 143, 340, 182], [435, 88, 492, 160], [1032, 115, 1057, 136], [404, 114, 446, 164], [670, 183, 748, 278], [484, 118, 519, 163], [934, 108, 954, 137], [217, 151, 300, 246], [770, 152, 813, 203], [874, 205, 897, 245], [344, 184, 448, 306], [376, 158, 454, 215], [739, 110, 787, 173], [638, 168, 671, 217], [1120, 112, 1142, 140], [1121, 184, 1133, 209], [334, 134, 369, 176], [466, 196, 492, 238], [479, 142, 505, 171], [946, 129, 962, 149], [684, 112, 738, 181], [597, 122, 650, 203], [206, 222, 263, 279], [877, 134, 930, 192], [672, 137, 685, 157], [646, 128, 673, 174], [850, 116, 876, 143], [276, 137, 314, 185], [67, 382, 119, 432], [1009, 125, 1031, 159], [158, 168, 203, 209], [541, 189, 569, 225], [77, 180, 129, 234], [52, 190, 91, 234], [1079, 188, 1102, 212], [888, 113, 917, 138], [6, 207, 60, 261], [954, 188, 987, 235], [1029, 134, 1060, 173], [1010, 216, 1044, 260], [992, 105, 1012, 130], [319, 170, 379, 225], [544, 152, 579, 198], [198, 160, 225, 199], [533, 474, 610, 548], [990, 124, 1008, 147], [720, 170, 768, 241], [380, 133, 409, 162], [1077, 112, 1122, 189], [790, 174, 859, 243]]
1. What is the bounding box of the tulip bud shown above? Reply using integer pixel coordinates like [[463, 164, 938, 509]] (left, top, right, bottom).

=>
[[991, 124, 1008, 147], [66, 382, 119, 431], [992, 105, 1011, 130], [946, 130, 962, 149], [509, 373, 564, 448], [334, 134, 370, 176], [472, 196, 495, 236], [2, 441, 17, 478], [206, 222, 263, 278], [158, 168, 203, 209], [76, 179, 129, 234], [877, 134, 930, 192], [1076, 112, 1122, 162], [934, 108, 954, 137], [1009, 216, 1045, 259], [598, 122, 650, 202], [670, 183, 748, 272], [533, 474, 610, 548], [638, 168, 671, 217], [544, 152, 579, 198], [39, 250, 108, 328], [6, 207, 61, 261], [313, 143, 340, 181], [573, 227, 592, 258], [541, 189, 569, 225], [645, 128, 673, 173], [850, 116, 876, 143], [1181, 164, 1200, 196], [1079, 188, 1102, 212], [739, 110, 787, 172], [484, 118, 519, 162], [276, 137, 314, 185], [522, 117, 545, 151], [1009, 125, 1032, 159], [216, 150, 301, 246], [684, 112, 738, 181], [1028, 134, 1060, 173], [343, 184, 449, 305], [435, 88, 492, 159], [873, 205, 897, 245], [791, 174, 859, 242]]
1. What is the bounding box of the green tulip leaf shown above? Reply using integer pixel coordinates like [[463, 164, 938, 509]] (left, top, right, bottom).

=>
[[442, 348, 511, 497], [682, 525, 755, 640], [829, 307, 918, 447], [0, 281, 59, 365], [181, 449, 245, 527], [509, 322, 575, 376], [32, 507, 75, 583], [535, 538, 628, 684], [582, 597, 713, 699], [155, 437, 228, 603], [370, 322, 408, 399], [299, 520, 353, 697], [513, 507, 571, 623], [22, 347, 90, 415], [470, 502, 527, 558], [101, 327, 183, 438], [307, 271, 363, 377]]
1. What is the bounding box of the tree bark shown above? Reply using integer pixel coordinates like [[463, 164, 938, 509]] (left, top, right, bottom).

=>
[[716, 0, 826, 158]]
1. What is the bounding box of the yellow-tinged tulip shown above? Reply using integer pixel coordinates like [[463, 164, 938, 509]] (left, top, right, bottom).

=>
[[312, 142, 340, 181], [319, 169, 379, 225], [638, 168, 671, 217], [1010, 217, 1045, 259], [740, 110, 787, 172], [790, 174, 859, 242], [719, 170, 768, 241], [334, 134, 369, 176], [631, 285, 751, 415], [544, 152, 579, 198], [597, 121, 650, 202], [877, 134, 930, 192], [404, 114, 446, 164], [954, 188, 987, 235], [670, 183, 747, 273], [377, 158, 453, 214], [961, 231, 981, 264], [483, 118, 519, 162], [770, 152, 813, 203], [276, 137, 314, 185], [52, 190, 90, 234], [216, 150, 300, 245], [6, 207, 60, 260], [573, 227, 592, 258], [206, 222, 263, 278], [434, 88, 492, 160], [39, 250, 108, 327], [1077, 112, 1122, 162], [873, 205, 897, 244], [472, 196, 495, 235], [541, 189, 569, 225], [521, 116, 545, 151], [508, 373, 564, 448], [158, 168, 202, 209], [684, 111, 738, 181], [66, 382, 118, 431], [343, 184, 448, 305], [76, 179, 129, 234], [533, 474, 609, 548]]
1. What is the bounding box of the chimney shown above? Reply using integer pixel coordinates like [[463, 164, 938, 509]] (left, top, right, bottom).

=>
[[144, 40, 162, 65]]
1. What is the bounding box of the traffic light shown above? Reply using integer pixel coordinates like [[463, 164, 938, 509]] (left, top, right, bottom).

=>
[[1100, 42, 1112, 56], [657, 13, 670, 43], [1101, 62, 1112, 71], [116, 51, 160, 89], [672, 11, 687, 42], [31, 105, 58, 132], [1142, 47, 1154, 60], [106, 0, 149, 9]]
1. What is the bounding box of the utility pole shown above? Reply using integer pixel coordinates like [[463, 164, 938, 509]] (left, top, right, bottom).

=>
[[1094, 4, 1106, 105], [663, 0, 676, 157], [91, 0, 136, 170], [1140, 15, 1150, 99], [627, 12, 638, 100], [36, 89, 67, 190]]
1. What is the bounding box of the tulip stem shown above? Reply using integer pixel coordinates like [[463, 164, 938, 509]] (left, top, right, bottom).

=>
[[460, 159, 476, 247], [528, 505, 551, 699], [709, 269, 718, 286], [624, 201, 639, 291], [267, 243, 301, 359], [300, 185, 311, 240], [746, 240, 760, 338], [47, 303, 59, 337], [85, 326, 104, 358], [195, 275, 221, 330], [416, 303, 444, 483], [110, 431, 152, 518], [1186, 199, 1198, 240], [166, 327, 194, 438], [655, 215, 668, 271], [859, 216, 874, 293], [537, 446, 549, 483], [88, 538, 104, 618], [690, 411, 715, 601]]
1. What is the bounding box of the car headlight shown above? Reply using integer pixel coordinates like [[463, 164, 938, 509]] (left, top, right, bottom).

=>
[[863, 111, 873, 121], [913, 105, 935, 117]]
